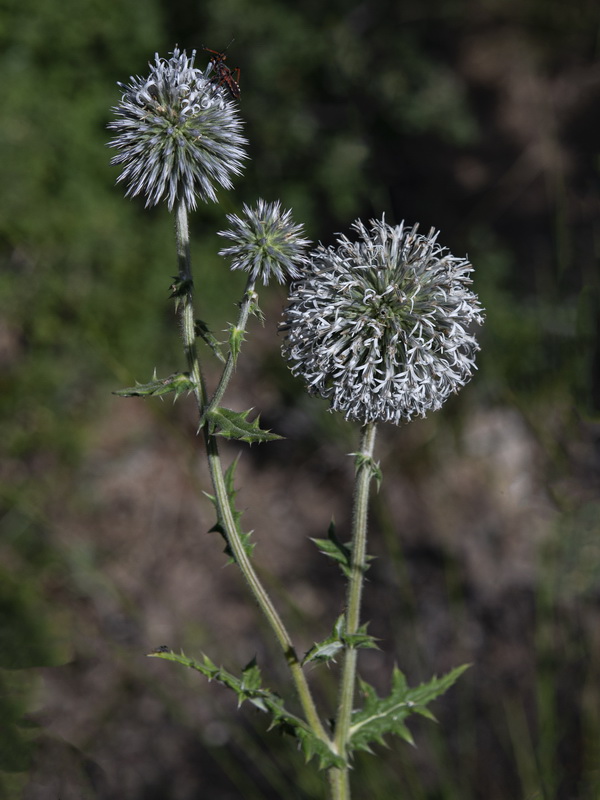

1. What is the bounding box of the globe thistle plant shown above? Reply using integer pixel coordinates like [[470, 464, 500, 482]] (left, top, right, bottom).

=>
[[107, 41, 486, 800], [282, 217, 484, 425], [108, 48, 247, 210], [218, 199, 311, 284]]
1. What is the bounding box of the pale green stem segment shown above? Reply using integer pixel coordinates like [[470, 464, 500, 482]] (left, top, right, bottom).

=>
[[330, 421, 378, 800], [205, 273, 256, 415], [173, 200, 330, 748], [175, 201, 208, 410]]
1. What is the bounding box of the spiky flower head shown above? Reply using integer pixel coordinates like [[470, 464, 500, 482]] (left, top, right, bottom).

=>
[[108, 48, 247, 211], [218, 200, 311, 284], [282, 217, 484, 425]]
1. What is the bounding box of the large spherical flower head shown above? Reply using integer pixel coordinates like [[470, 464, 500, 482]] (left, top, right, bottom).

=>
[[282, 217, 484, 425], [108, 48, 248, 211], [218, 199, 311, 284]]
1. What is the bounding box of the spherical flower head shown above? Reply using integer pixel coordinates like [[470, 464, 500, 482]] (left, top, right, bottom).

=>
[[108, 48, 248, 211], [217, 199, 311, 285], [282, 217, 484, 425]]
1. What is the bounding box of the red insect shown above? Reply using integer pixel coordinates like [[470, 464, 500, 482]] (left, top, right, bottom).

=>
[[203, 45, 241, 100]]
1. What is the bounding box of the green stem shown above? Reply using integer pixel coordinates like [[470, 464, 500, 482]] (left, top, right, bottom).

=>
[[175, 200, 208, 410], [206, 274, 256, 415], [330, 422, 378, 800], [203, 431, 328, 741], [173, 200, 331, 749]]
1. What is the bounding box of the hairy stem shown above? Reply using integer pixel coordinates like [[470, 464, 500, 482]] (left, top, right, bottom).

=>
[[173, 200, 330, 747], [205, 273, 256, 415], [203, 431, 328, 741], [330, 422, 378, 800], [175, 200, 208, 410]]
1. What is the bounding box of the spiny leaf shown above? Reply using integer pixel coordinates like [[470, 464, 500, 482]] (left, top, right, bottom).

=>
[[303, 617, 379, 666], [205, 407, 282, 444], [148, 648, 269, 710], [294, 727, 345, 770], [343, 623, 380, 652], [205, 456, 254, 563], [350, 452, 383, 490], [169, 276, 193, 312], [311, 520, 352, 578], [348, 664, 470, 755], [241, 658, 262, 693], [113, 371, 195, 399], [195, 319, 226, 363], [311, 520, 372, 579], [248, 293, 265, 324], [169, 276, 193, 297], [228, 325, 246, 364], [302, 635, 345, 666], [147, 647, 344, 769]]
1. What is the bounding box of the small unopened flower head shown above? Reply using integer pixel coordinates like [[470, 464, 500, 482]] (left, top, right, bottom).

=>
[[218, 200, 311, 284], [108, 48, 247, 211], [282, 217, 484, 425]]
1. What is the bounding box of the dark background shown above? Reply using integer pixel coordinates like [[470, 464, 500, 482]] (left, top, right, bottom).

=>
[[1, 0, 600, 797]]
